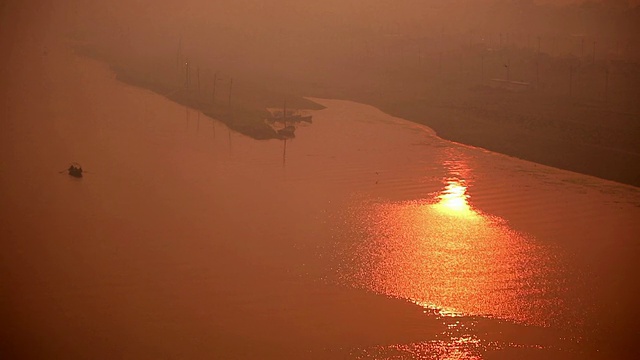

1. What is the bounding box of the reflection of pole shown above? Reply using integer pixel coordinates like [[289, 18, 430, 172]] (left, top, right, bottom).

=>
[[605, 67, 609, 104], [176, 36, 182, 71], [282, 139, 287, 167], [536, 59, 540, 88], [197, 66, 200, 94], [212, 72, 218, 107], [228, 78, 233, 106], [569, 65, 573, 97], [185, 106, 189, 130], [185, 60, 190, 89], [481, 54, 484, 84], [506, 60, 510, 82]]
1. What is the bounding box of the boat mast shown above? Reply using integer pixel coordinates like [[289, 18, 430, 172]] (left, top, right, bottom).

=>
[[283, 99, 287, 128]]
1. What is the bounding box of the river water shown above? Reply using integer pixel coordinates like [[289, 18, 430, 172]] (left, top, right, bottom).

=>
[[2, 9, 640, 359]]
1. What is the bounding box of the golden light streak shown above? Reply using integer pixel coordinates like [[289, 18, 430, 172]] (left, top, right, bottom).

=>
[[341, 154, 560, 328]]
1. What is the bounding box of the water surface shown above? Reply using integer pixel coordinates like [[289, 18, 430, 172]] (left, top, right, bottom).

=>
[[2, 12, 640, 359]]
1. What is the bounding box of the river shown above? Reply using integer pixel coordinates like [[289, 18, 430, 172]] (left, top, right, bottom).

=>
[[2, 7, 640, 359]]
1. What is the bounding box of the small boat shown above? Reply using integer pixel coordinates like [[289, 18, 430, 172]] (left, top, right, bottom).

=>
[[275, 100, 296, 138], [67, 162, 83, 178], [269, 114, 312, 124], [277, 125, 296, 138]]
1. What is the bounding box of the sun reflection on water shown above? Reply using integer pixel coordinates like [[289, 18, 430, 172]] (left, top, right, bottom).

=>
[[435, 177, 475, 218], [340, 154, 562, 326], [339, 153, 566, 358]]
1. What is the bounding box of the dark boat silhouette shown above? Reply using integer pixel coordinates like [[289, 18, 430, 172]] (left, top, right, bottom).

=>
[[277, 125, 296, 138], [274, 100, 297, 138], [268, 113, 312, 124], [67, 162, 83, 178]]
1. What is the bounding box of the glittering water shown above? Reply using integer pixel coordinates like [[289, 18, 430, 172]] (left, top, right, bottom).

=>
[[2, 14, 640, 358], [338, 152, 564, 327]]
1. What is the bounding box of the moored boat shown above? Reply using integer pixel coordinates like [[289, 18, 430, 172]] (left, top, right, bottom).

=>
[[67, 162, 83, 178]]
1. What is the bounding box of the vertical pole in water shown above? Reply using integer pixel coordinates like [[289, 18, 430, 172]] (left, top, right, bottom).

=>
[[212, 72, 218, 107], [536, 59, 540, 89], [283, 100, 287, 128], [506, 60, 510, 82], [185, 60, 190, 89], [605, 67, 609, 104], [481, 54, 484, 85], [176, 36, 182, 71], [569, 65, 573, 97], [283, 139, 287, 167]]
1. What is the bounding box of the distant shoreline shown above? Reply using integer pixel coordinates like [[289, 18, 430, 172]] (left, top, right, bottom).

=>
[[76, 45, 640, 187], [364, 97, 640, 188], [301, 84, 640, 188], [74, 44, 324, 141]]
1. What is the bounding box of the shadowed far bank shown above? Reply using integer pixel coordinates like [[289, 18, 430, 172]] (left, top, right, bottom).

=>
[[77, 40, 640, 187], [73, 44, 325, 141], [65, 0, 640, 186]]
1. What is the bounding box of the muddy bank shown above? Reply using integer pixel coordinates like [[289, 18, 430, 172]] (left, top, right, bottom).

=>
[[75, 42, 640, 186], [75, 44, 324, 141], [301, 79, 640, 187], [373, 96, 640, 187]]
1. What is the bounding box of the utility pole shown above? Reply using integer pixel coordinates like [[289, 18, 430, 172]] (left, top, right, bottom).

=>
[[228, 78, 233, 107], [184, 59, 190, 89], [481, 54, 484, 84], [197, 66, 201, 94], [569, 65, 573, 97], [505, 60, 510, 82], [176, 36, 182, 71], [537, 36, 541, 55], [605, 67, 609, 104], [536, 59, 540, 89], [212, 72, 218, 107]]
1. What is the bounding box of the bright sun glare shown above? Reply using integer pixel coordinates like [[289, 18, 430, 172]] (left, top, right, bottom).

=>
[[435, 178, 475, 218]]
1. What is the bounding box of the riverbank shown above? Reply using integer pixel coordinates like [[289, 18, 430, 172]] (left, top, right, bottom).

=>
[[75, 43, 640, 187], [74, 45, 324, 141], [298, 71, 640, 187]]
